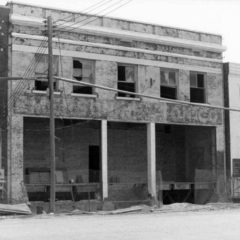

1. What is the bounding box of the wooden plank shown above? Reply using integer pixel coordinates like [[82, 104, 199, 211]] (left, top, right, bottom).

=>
[[174, 182, 191, 190], [0, 203, 31, 215]]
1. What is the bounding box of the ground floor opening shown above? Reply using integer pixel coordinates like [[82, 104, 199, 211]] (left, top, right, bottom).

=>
[[23, 117, 217, 206]]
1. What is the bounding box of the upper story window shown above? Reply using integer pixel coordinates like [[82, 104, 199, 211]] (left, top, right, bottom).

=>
[[34, 54, 58, 91], [117, 64, 136, 98], [72, 59, 94, 94], [190, 72, 205, 103], [160, 68, 178, 99]]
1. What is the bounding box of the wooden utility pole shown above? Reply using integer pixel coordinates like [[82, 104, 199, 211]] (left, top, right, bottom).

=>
[[47, 16, 56, 213], [0, 127, 2, 168]]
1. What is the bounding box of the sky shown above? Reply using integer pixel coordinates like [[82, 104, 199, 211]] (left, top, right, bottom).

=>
[[1, 0, 240, 63]]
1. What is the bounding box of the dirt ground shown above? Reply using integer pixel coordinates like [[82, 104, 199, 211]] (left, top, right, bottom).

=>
[[1, 203, 240, 240]]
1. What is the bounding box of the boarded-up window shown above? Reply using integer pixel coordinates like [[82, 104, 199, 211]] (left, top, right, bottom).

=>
[[160, 69, 177, 99], [72, 59, 94, 94], [190, 72, 205, 103], [34, 54, 58, 91], [117, 64, 136, 98]]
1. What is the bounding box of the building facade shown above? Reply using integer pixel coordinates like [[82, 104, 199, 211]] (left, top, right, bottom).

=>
[[0, 2, 227, 205], [224, 63, 240, 199]]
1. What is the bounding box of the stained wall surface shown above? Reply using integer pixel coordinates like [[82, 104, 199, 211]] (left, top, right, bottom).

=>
[[5, 2, 227, 202], [224, 63, 240, 178]]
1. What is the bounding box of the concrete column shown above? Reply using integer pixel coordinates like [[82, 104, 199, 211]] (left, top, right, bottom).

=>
[[147, 122, 157, 199], [101, 120, 108, 199], [8, 115, 27, 203]]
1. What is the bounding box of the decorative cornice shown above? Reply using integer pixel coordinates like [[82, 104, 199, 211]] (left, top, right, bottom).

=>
[[12, 32, 223, 63]]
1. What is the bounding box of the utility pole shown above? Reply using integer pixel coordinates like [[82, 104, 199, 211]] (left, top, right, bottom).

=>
[[47, 16, 56, 213], [0, 127, 2, 168]]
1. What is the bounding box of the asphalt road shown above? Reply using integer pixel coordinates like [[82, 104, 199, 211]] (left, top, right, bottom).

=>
[[1, 209, 240, 240]]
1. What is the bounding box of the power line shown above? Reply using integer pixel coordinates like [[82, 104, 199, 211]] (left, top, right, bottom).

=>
[[56, 0, 132, 32], [1, 0, 133, 130], [6, 72, 236, 134], [55, 76, 240, 113], [54, 0, 115, 23], [7, 0, 133, 111]]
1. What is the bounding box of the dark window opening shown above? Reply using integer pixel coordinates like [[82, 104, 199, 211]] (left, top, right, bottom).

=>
[[190, 72, 205, 103], [190, 88, 205, 103], [73, 60, 82, 81], [161, 86, 176, 99], [35, 80, 57, 91], [73, 86, 92, 94], [118, 82, 135, 98], [72, 59, 93, 94], [118, 66, 126, 81], [117, 65, 136, 98], [89, 145, 100, 183]]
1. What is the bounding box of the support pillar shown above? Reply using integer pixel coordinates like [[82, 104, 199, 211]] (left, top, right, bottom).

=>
[[147, 122, 157, 199], [101, 120, 108, 199], [8, 115, 27, 203]]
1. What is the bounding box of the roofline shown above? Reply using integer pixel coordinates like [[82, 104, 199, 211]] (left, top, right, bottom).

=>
[[0, 4, 10, 9], [7, 0, 222, 38]]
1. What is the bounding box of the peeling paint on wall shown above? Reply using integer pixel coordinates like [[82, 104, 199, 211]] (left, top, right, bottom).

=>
[[167, 104, 222, 125]]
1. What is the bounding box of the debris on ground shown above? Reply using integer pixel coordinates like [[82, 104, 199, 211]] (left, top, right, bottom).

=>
[[158, 203, 213, 212], [0, 203, 32, 215], [100, 205, 151, 214], [68, 202, 240, 215], [68, 205, 152, 215]]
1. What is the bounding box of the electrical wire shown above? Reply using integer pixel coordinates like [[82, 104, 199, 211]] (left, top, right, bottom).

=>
[[56, 0, 132, 32], [7, 0, 132, 110], [2, 0, 133, 129], [54, 0, 115, 23]]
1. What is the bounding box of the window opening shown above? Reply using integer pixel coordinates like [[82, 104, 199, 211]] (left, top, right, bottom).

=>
[[160, 69, 177, 99], [117, 64, 136, 98], [34, 54, 58, 91], [190, 72, 205, 103], [72, 59, 94, 94]]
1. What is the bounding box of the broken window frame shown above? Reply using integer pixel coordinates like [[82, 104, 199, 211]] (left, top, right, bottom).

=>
[[34, 54, 59, 92], [190, 72, 206, 103], [160, 68, 178, 100], [72, 58, 95, 95], [117, 63, 137, 98]]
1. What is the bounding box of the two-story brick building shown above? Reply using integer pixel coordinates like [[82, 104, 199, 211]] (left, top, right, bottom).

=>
[[0, 2, 227, 207]]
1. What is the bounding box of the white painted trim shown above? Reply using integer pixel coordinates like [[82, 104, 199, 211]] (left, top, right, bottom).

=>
[[31, 90, 61, 95], [101, 120, 108, 199], [116, 96, 141, 101], [10, 14, 45, 27], [10, 14, 226, 53], [12, 33, 223, 63], [147, 122, 157, 199], [71, 93, 97, 98], [9, 2, 222, 36], [12, 44, 223, 74], [31, 90, 46, 94]]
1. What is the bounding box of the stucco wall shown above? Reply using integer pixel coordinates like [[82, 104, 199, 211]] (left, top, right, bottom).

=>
[[225, 63, 240, 177], [5, 2, 227, 203], [9, 2, 222, 44]]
